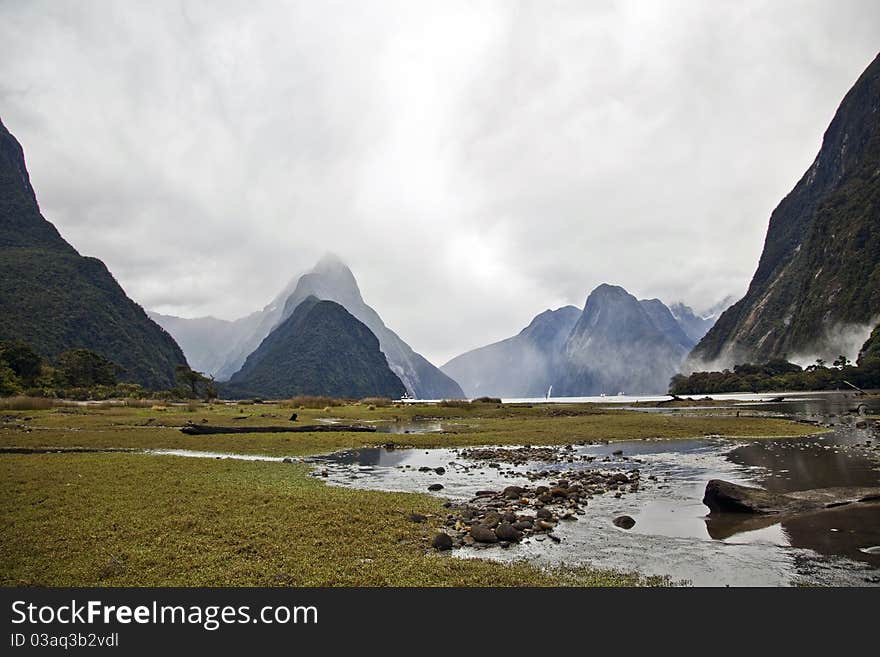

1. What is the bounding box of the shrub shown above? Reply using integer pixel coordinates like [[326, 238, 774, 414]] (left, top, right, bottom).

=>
[[360, 397, 392, 407], [439, 399, 471, 408], [0, 396, 56, 411], [472, 396, 502, 404], [281, 396, 347, 409]]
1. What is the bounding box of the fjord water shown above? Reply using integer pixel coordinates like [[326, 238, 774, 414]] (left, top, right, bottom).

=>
[[312, 398, 880, 586]]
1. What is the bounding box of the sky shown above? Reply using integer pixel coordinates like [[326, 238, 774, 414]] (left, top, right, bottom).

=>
[[1, 1, 878, 365]]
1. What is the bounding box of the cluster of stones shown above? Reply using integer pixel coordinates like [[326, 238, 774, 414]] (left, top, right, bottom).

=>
[[456, 445, 584, 466], [428, 468, 642, 551]]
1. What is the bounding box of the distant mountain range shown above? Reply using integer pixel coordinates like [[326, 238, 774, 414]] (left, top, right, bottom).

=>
[[222, 296, 406, 399], [441, 306, 581, 398], [690, 52, 880, 369], [443, 284, 723, 397], [154, 255, 464, 399], [0, 118, 187, 389]]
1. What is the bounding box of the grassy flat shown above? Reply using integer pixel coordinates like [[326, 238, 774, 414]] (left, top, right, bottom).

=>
[[0, 401, 820, 586]]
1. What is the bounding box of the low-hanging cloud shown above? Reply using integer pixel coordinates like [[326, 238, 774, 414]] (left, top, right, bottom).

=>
[[1, 1, 878, 365]]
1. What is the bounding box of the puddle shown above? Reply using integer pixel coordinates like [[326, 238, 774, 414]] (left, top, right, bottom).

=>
[[310, 426, 880, 586], [318, 418, 446, 434], [147, 449, 299, 463]]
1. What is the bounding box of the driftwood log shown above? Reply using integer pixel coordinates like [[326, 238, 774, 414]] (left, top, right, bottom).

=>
[[180, 424, 376, 435]]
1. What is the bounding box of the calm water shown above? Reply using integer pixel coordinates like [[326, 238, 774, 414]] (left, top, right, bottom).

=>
[[311, 422, 880, 586]]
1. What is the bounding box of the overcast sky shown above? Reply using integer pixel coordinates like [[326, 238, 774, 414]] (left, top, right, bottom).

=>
[[1, 1, 878, 365]]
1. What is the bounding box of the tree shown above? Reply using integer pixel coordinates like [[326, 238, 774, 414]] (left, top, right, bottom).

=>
[[0, 362, 22, 396], [175, 365, 211, 399], [0, 340, 43, 386], [832, 355, 851, 369], [57, 349, 119, 387]]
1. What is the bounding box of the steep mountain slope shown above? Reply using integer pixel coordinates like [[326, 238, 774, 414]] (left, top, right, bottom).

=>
[[273, 255, 464, 399], [670, 303, 716, 344], [858, 324, 880, 365], [224, 296, 406, 399], [690, 53, 880, 368], [441, 306, 580, 398], [0, 118, 187, 389], [211, 276, 301, 381], [640, 299, 695, 350], [555, 285, 689, 395]]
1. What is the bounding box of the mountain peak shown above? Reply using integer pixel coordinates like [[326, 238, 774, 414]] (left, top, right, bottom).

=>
[[314, 252, 350, 273]]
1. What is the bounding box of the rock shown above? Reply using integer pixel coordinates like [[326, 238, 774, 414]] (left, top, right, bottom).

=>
[[549, 486, 569, 498], [282, 457, 294, 464], [536, 508, 553, 520], [434, 467, 446, 475], [613, 515, 636, 529], [612, 449, 623, 456], [482, 512, 501, 528], [408, 513, 427, 523], [495, 522, 524, 542], [512, 520, 533, 531], [503, 485, 524, 499], [432, 533, 453, 551], [289, 413, 298, 421], [703, 479, 880, 515], [470, 524, 499, 543], [475, 490, 497, 498], [427, 483, 444, 492]]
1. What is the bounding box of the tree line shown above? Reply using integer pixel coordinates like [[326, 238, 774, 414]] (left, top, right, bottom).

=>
[[0, 339, 216, 400]]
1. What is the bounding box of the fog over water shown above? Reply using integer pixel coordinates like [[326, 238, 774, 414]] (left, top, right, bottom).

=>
[[1, 1, 879, 364]]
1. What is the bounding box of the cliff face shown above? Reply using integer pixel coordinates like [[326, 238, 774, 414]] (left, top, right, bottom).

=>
[[690, 53, 880, 368], [0, 118, 187, 389]]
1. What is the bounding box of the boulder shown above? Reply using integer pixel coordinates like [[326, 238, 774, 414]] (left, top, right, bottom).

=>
[[431, 533, 453, 551], [613, 515, 636, 529], [495, 522, 524, 542], [469, 524, 499, 543], [703, 479, 880, 515]]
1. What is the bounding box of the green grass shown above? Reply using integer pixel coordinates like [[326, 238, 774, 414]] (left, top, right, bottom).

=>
[[0, 401, 819, 456], [0, 453, 657, 587], [0, 401, 820, 586]]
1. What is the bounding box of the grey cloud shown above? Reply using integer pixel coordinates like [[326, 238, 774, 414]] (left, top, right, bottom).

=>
[[1, 0, 878, 364]]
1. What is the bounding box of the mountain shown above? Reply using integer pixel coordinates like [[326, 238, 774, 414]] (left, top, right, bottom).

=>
[[271, 255, 464, 399], [210, 276, 302, 381], [223, 296, 406, 399], [639, 299, 695, 350], [0, 118, 187, 389], [858, 324, 880, 365], [669, 303, 714, 345], [441, 306, 581, 398], [147, 312, 251, 378], [157, 255, 463, 398], [690, 53, 880, 369], [148, 277, 303, 379], [555, 284, 690, 396]]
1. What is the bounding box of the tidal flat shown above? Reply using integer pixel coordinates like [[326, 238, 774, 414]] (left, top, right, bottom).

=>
[[0, 398, 862, 587]]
